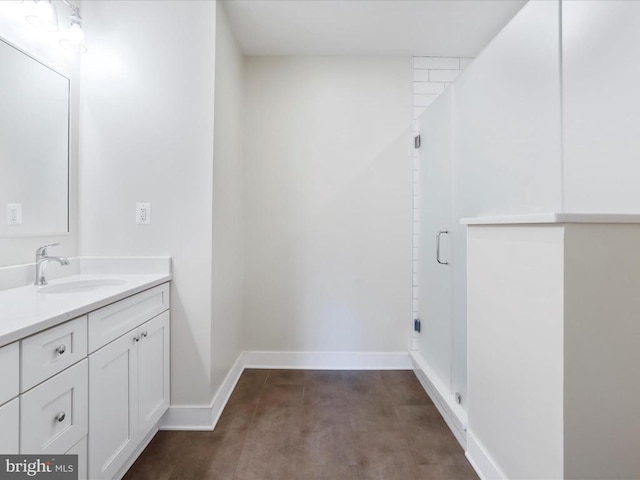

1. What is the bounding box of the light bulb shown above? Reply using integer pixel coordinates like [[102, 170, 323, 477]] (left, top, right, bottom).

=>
[[59, 14, 86, 54], [68, 21, 83, 42], [26, 0, 58, 32]]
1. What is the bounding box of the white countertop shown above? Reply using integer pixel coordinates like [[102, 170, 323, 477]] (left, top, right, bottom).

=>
[[460, 213, 640, 225], [0, 273, 171, 348]]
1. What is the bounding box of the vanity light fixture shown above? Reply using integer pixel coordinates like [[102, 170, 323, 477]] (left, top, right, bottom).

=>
[[26, 0, 58, 32], [59, 10, 86, 54]]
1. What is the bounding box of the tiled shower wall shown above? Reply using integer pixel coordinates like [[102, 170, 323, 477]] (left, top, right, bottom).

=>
[[411, 56, 472, 347]]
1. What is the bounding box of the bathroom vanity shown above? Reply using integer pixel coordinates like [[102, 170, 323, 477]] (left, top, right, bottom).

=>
[[0, 270, 171, 480]]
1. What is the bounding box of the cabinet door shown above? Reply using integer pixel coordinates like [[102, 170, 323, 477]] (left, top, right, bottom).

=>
[[0, 398, 19, 454], [89, 332, 139, 480], [66, 436, 87, 480], [138, 311, 170, 436]]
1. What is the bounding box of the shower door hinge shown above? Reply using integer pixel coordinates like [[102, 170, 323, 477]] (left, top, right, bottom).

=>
[[413, 318, 421, 333], [414, 135, 421, 148]]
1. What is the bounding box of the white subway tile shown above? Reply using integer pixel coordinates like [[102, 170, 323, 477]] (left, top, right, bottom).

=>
[[414, 82, 445, 95], [412, 299, 419, 311], [429, 69, 461, 82], [460, 57, 474, 69], [412, 274, 419, 287], [413, 57, 428, 69], [413, 57, 460, 70], [413, 70, 429, 82], [412, 286, 420, 299], [414, 94, 438, 107]]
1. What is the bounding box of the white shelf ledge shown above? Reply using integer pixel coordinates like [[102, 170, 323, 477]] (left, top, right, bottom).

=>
[[461, 213, 640, 225]]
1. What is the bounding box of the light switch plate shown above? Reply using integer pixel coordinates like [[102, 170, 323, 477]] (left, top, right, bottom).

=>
[[7, 204, 22, 225], [136, 203, 151, 225]]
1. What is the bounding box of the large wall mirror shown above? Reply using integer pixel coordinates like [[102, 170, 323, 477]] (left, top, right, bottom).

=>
[[0, 37, 69, 237]]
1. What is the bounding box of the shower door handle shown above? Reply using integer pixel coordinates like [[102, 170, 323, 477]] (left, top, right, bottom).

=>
[[436, 230, 449, 265]]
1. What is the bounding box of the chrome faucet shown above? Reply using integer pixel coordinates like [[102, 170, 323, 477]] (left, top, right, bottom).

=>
[[35, 243, 70, 286]]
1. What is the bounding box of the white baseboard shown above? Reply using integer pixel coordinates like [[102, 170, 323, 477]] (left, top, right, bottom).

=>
[[243, 351, 412, 370], [210, 353, 246, 429], [466, 429, 507, 480], [160, 353, 245, 431], [160, 350, 411, 430], [409, 350, 468, 448]]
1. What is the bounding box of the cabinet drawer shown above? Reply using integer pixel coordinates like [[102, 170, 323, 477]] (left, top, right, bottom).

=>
[[21, 359, 88, 454], [0, 397, 19, 454], [0, 341, 19, 405], [88, 283, 170, 353], [21, 316, 88, 392]]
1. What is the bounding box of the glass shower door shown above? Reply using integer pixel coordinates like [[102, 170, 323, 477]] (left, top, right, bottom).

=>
[[417, 88, 454, 393]]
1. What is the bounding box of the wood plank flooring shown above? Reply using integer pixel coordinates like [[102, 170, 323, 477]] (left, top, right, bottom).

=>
[[123, 369, 479, 480]]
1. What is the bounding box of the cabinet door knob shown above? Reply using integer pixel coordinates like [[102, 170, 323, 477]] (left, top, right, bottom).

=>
[[141, 331, 148, 338], [133, 335, 140, 342], [55, 412, 66, 422], [56, 345, 66, 355]]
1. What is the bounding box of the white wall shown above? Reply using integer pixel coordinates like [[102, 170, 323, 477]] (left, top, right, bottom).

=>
[[210, 3, 244, 396], [562, 1, 640, 213], [564, 224, 640, 479], [0, 7, 80, 268], [243, 57, 412, 353], [79, 0, 216, 405]]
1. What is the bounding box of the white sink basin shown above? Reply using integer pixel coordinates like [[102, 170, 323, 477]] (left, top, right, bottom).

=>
[[37, 278, 127, 294]]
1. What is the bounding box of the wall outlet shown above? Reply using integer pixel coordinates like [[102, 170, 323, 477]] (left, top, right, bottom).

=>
[[136, 203, 151, 225], [7, 203, 22, 225]]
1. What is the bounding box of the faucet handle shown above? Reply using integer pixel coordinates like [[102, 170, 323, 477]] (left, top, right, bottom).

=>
[[36, 243, 60, 257]]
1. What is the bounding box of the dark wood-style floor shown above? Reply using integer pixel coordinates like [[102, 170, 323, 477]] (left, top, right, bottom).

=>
[[124, 369, 479, 480]]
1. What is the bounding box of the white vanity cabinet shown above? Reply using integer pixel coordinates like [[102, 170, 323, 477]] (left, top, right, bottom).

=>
[[0, 341, 19, 453], [88, 284, 170, 480], [0, 279, 170, 480]]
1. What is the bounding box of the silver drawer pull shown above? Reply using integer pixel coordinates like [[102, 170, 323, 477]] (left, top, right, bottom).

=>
[[56, 345, 66, 355], [141, 331, 148, 338], [133, 335, 140, 342], [55, 412, 66, 422]]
